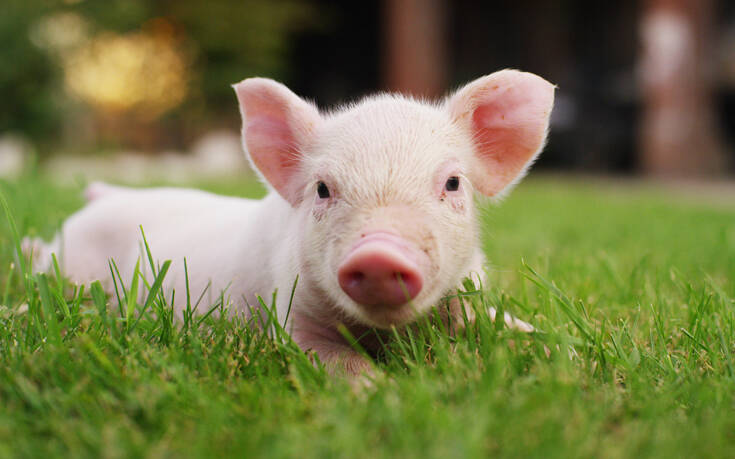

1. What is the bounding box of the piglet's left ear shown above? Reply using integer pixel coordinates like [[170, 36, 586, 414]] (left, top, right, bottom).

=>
[[447, 69, 555, 196]]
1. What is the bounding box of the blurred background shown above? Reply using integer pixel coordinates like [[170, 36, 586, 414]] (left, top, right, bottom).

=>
[[0, 0, 733, 183]]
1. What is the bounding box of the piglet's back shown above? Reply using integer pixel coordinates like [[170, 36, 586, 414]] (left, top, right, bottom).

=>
[[58, 186, 263, 293]]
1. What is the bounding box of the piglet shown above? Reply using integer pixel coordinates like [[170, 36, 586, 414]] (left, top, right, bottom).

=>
[[23, 69, 554, 375]]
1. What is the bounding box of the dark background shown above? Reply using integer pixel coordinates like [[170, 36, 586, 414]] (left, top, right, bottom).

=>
[[1, 0, 733, 176]]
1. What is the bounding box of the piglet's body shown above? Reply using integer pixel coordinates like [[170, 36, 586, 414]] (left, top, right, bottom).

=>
[[25, 70, 554, 374]]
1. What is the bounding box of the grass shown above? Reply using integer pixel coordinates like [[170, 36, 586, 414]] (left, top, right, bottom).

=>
[[1, 173, 734, 458]]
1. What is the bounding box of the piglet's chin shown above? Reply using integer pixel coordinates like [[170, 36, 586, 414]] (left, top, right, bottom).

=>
[[337, 232, 425, 321]]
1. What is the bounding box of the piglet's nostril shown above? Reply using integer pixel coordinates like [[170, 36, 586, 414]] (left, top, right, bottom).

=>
[[394, 272, 415, 296], [342, 271, 365, 289]]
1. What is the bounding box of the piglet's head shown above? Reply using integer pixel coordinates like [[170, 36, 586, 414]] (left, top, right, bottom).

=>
[[234, 70, 554, 328]]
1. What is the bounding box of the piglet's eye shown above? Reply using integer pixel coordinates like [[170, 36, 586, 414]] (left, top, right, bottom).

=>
[[445, 176, 460, 192], [317, 181, 330, 199]]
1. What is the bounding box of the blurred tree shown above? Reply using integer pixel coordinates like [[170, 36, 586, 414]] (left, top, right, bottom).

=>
[[69, 0, 317, 112], [69, 0, 319, 148], [0, 1, 62, 147], [163, 0, 317, 113], [0, 0, 319, 152]]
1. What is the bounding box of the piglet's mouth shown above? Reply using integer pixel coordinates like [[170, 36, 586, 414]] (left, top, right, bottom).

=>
[[337, 232, 424, 310]]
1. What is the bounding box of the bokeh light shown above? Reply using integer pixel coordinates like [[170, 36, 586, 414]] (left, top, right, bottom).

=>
[[63, 19, 189, 119]]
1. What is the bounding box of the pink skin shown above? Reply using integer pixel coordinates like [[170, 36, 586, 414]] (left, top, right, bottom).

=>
[[337, 232, 424, 309]]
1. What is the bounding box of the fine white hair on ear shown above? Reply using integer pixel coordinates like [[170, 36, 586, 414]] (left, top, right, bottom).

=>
[[446, 69, 555, 197], [232, 78, 322, 206]]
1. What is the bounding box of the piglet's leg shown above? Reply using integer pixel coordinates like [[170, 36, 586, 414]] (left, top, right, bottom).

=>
[[445, 264, 535, 333], [442, 296, 535, 334], [487, 307, 535, 332], [445, 268, 535, 333]]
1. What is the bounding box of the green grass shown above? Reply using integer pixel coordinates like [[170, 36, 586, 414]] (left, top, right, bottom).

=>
[[1, 173, 734, 458]]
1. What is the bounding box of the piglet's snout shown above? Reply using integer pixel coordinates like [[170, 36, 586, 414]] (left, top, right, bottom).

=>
[[338, 233, 423, 308]]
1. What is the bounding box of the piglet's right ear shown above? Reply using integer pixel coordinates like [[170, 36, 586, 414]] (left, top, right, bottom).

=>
[[447, 70, 555, 197], [233, 78, 321, 206]]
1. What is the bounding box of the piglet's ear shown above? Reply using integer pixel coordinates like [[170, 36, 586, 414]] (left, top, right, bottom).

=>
[[233, 78, 321, 206], [447, 70, 555, 196]]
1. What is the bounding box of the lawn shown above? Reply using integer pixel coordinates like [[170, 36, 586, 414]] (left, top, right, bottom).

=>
[[1, 173, 734, 458]]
